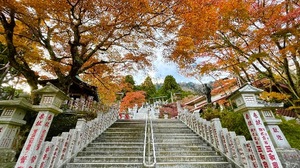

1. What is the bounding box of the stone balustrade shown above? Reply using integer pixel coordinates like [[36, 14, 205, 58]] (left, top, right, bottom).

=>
[[177, 83, 300, 168], [64, 96, 108, 114], [53, 107, 118, 168], [15, 104, 118, 168], [8, 83, 119, 168], [178, 108, 262, 168]]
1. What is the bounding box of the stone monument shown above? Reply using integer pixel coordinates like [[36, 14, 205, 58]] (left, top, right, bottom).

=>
[[229, 84, 300, 168]]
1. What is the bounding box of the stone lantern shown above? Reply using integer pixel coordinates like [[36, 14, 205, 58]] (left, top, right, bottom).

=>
[[32, 82, 69, 114], [15, 82, 69, 168], [0, 94, 32, 164]]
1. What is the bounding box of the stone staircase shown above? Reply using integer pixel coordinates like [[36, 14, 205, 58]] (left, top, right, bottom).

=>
[[66, 119, 234, 168], [66, 120, 145, 167], [153, 119, 233, 168]]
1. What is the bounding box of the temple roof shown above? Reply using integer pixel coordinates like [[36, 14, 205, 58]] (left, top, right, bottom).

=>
[[39, 77, 99, 102]]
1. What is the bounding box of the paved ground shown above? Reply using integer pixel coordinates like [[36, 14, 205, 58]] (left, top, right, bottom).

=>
[[131, 106, 159, 119]]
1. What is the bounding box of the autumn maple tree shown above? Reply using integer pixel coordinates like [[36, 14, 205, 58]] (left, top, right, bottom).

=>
[[119, 91, 146, 113], [0, 0, 179, 97], [170, 0, 300, 105]]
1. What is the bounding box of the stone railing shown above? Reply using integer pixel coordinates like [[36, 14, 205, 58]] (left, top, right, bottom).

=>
[[64, 96, 109, 114], [21, 106, 118, 168], [5, 83, 120, 168], [57, 107, 118, 167], [177, 107, 259, 168]]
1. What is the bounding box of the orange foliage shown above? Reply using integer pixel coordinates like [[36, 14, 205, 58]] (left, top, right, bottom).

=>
[[0, 0, 179, 93], [260, 91, 291, 103], [171, 0, 300, 102], [119, 91, 146, 113], [211, 78, 237, 96]]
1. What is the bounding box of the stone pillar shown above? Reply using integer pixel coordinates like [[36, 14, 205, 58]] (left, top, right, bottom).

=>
[[0, 96, 32, 164], [245, 141, 262, 168], [244, 110, 282, 168], [260, 110, 290, 149], [227, 131, 240, 165], [235, 135, 251, 167], [220, 128, 231, 157], [15, 83, 68, 168], [211, 118, 224, 152], [261, 109, 300, 168]]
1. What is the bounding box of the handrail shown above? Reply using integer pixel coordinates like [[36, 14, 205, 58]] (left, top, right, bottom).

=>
[[143, 114, 148, 166], [143, 108, 156, 167], [149, 114, 157, 167]]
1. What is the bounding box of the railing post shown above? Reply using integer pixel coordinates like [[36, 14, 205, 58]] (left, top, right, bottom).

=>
[[211, 118, 224, 152]]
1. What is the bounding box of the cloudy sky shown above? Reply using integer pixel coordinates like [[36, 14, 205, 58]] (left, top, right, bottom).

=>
[[132, 46, 214, 85]]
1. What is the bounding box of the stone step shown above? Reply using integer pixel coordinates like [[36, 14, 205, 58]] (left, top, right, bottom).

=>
[[152, 119, 182, 123], [116, 119, 145, 122], [156, 156, 227, 162], [154, 138, 203, 143], [155, 143, 208, 148], [67, 119, 234, 168], [66, 162, 143, 168], [156, 162, 233, 168], [156, 151, 219, 156], [88, 142, 144, 148], [104, 128, 145, 132], [73, 156, 143, 163], [156, 146, 213, 152], [154, 133, 201, 138], [98, 133, 144, 138], [94, 138, 144, 142], [110, 122, 145, 127], [109, 125, 145, 128], [77, 150, 142, 157], [153, 129, 194, 133], [100, 131, 144, 135], [94, 137, 144, 141], [152, 125, 189, 129], [83, 146, 144, 152]]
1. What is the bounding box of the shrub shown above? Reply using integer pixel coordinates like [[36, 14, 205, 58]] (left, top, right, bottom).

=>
[[202, 107, 300, 150], [202, 107, 251, 140], [278, 118, 300, 150]]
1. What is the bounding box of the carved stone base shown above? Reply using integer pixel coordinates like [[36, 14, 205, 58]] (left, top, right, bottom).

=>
[[0, 162, 15, 168], [276, 148, 300, 168], [0, 149, 16, 168]]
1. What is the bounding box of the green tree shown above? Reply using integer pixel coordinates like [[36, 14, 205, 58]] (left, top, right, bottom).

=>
[[119, 75, 136, 97], [125, 75, 135, 87], [159, 75, 182, 101], [141, 76, 156, 99]]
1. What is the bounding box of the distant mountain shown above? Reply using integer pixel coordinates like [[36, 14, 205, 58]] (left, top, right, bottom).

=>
[[178, 82, 200, 93]]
